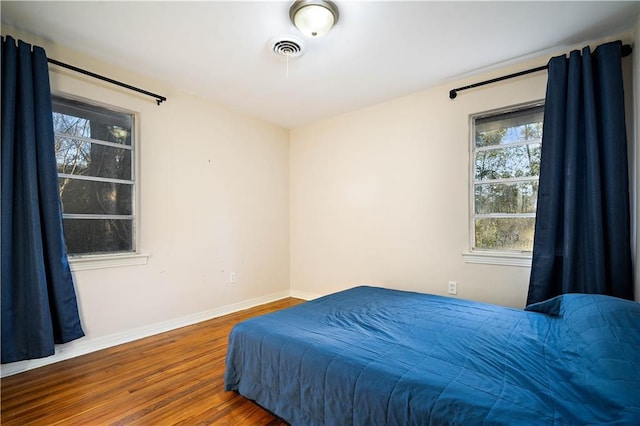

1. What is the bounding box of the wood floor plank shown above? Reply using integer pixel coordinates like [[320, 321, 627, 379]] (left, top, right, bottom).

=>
[[1, 297, 302, 425]]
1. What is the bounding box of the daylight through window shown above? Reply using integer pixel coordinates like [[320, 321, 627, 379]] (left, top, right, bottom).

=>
[[472, 103, 544, 252], [53, 96, 135, 255]]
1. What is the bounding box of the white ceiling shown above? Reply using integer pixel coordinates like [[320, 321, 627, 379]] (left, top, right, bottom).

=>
[[2, 1, 639, 128]]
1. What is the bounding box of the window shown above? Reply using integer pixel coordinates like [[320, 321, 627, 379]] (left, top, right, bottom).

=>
[[52, 96, 136, 256], [471, 102, 543, 253]]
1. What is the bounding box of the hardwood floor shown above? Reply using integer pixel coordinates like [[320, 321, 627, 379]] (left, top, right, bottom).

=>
[[1, 297, 304, 425]]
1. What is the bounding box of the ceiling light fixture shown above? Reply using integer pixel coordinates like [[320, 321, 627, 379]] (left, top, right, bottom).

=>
[[289, 0, 339, 38]]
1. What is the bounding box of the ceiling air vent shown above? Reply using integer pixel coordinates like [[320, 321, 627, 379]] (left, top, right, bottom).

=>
[[269, 36, 305, 59]]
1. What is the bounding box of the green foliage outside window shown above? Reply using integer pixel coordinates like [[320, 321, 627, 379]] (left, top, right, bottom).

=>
[[473, 105, 543, 251]]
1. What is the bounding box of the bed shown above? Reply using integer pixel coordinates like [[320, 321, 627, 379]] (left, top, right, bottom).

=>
[[224, 286, 640, 425]]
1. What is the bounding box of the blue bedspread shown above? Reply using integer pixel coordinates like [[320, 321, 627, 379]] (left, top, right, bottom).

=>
[[225, 286, 640, 425]]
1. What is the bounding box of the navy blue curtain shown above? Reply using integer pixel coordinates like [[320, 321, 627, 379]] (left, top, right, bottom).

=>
[[1, 36, 84, 363], [527, 41, 633, 305]]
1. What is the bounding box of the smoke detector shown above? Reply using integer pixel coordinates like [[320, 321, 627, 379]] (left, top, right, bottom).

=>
[[269, 35, 305, 59]]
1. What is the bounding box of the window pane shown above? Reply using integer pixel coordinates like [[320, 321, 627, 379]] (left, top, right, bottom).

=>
[[55, 137, 132, 180], [475, 217, 535, 251], [63, 219, 133, 255], [475, 181, 538, 214], [52, 112, 91, 138], [53, 97, 132, 146], [475, 105, 543, 148], [475, 143, 540, 180], [472, 102, 543, 253], [59, 178, 132, 215], [53, 96, 136, 256]]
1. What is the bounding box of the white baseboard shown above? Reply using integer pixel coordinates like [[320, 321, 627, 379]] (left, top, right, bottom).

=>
[[0, 290, 290, 378], [290, 289, 324, 300]]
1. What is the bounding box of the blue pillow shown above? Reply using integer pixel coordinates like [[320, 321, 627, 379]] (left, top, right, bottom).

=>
[[525, 294, 564, 316], [527, 294, 640, 414], [526, 293, 640, 324]]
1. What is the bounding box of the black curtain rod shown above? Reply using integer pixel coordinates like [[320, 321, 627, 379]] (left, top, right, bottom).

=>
[[449, 44, 633, 100], [47, 58, 167, 105]]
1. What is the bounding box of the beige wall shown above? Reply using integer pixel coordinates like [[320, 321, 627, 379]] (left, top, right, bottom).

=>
[[64, 82, 291, 338], [2, 28, 290, 368], [290, 72, 543, 308], [290, 35, 637, 307]]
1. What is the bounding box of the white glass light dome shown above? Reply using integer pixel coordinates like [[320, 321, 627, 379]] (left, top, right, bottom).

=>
[[289, 0, 339, 38]]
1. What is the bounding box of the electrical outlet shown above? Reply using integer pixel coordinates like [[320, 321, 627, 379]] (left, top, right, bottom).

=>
[[229, 272, 237, 284], [448, 281, 457, 295]]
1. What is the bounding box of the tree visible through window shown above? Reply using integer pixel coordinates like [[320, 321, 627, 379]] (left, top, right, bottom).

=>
[[472, 103, 543, 251], [52, 96, 135, 255]]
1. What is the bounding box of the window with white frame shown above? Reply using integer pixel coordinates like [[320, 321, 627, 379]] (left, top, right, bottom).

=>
[[52, 96, 136, 256], [471, 102, 544, 253]]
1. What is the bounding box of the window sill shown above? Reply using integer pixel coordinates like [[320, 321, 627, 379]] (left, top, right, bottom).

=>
[[462, 251, 531, 267], [68, 253, 151, 271]]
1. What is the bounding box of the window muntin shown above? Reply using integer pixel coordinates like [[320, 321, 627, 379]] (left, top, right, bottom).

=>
[[472, 103, 543, 252], [53, 96, 135, 256]]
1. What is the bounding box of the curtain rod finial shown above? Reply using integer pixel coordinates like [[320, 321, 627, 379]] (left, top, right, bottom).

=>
[[449, 90, 457, 100]]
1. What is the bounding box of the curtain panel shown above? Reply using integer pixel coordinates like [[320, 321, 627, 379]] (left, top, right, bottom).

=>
[[1, 36, 84, 363], [527, 40, 633, 305]]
